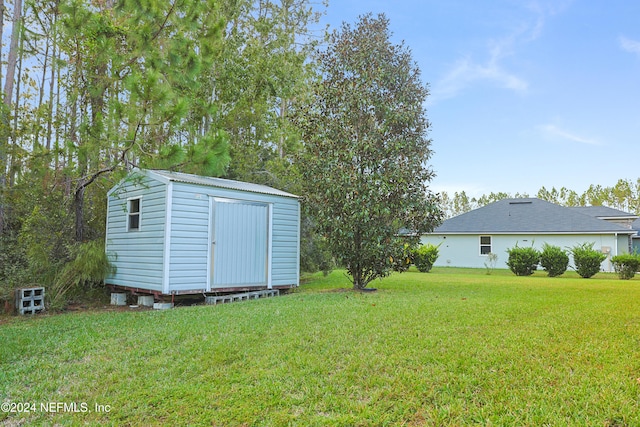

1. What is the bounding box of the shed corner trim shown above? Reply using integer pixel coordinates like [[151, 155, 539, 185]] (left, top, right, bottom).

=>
[[161, 180, 174, 295]]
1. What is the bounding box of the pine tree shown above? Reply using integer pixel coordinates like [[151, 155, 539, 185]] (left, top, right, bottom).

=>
[[55, 0, 231, 240]]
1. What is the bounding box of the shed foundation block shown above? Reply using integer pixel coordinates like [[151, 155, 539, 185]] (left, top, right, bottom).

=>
[[110, 293, 127, 306], [137, 295, 154, 307]]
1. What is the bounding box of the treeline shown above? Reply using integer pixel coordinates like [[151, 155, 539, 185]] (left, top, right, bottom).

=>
[[3, 0, 636, 306], [440, 178, 640, 218], [0, 0, 326, 307]]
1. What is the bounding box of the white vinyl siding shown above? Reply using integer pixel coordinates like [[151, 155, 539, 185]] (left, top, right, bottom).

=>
[[422, 233, 628, 272]]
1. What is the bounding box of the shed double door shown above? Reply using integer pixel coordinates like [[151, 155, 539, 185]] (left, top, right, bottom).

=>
[[211, 199, 269, 288]]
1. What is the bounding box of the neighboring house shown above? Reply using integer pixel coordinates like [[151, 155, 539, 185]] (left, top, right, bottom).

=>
[[633, 218, 640, 254], [421, 198, 638, 272], [568, 205, 638, 229], [105, 169, 300, 296]]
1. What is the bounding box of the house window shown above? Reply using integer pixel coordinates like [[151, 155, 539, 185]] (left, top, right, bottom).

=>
[[128, 198, 141, 231], [480, 236, 492, 255]]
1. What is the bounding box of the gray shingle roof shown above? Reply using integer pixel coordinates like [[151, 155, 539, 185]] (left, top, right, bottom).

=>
[[569, 205, 638, 219], [148, 170, 298, 198], [434, 198, 635, 234]]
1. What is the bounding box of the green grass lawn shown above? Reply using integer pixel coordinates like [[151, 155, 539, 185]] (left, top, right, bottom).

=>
[[2, 268, 640, 426]]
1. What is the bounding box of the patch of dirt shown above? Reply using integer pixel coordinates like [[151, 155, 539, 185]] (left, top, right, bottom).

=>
[[321, 288, 353, 293]]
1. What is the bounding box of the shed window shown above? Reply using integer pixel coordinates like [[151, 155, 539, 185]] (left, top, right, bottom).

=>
[[128, 198, 141, 231], [480, 236, 492, 255]]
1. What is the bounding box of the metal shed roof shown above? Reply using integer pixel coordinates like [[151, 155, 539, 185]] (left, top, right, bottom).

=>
[[148, 170, 299, 198]]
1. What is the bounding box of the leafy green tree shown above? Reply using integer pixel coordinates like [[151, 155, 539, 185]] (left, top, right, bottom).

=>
[[610, 179, 633, 212], [297, 13, 443, 290], [440, 191, 530, 219], [537, 186, 581, 207], [210, 0, 323, 189], [581, 184, 608, 207], [442, 177, 640, 218], [475, 192, 511, 207], [440, 191, 472, 218]]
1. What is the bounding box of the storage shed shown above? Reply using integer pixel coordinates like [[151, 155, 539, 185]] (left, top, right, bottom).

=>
[[105, 169, 300, 295]]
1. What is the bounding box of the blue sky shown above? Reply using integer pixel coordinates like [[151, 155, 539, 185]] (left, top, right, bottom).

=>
[[319, 1, 640, 197]]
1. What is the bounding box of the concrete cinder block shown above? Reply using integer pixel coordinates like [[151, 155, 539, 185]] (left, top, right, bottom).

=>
[[137, 295, 154, 307], [110, 293, 127, 306], [153, 302, 174, 310], [16, 287, 45, 315], [205, 289, 280, 305]]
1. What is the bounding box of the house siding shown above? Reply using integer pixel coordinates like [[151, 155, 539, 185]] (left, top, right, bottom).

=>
[[421, 233, 629, 272]]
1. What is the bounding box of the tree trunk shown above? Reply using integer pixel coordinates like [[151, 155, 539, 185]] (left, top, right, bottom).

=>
[[0, 0, 5, 89], [352, 269, 363, 290], [279, 97, 286, 158], [0, 0, 7, 233], [0, 0, 23, 234], [35, 32, 50, 149], [9, 15, 25, 188], [74, 184, 85, 242], [47, 18, 56, 152], [3, 0, 23, 109]]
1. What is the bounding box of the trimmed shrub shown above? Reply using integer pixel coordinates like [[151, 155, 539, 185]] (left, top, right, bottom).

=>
[[413, 243, 440, 273], [506, 245, 540, 276], [571, 242, 606, 278], [391, 242, 415, 273], [611, 253, 640, 280], [539, 243, 569, 277]]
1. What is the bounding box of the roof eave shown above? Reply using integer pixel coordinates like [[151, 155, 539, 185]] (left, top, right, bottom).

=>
[[426, 230, 637, 235], [148, 169, 299, 199], [596, 216, 639, 221]]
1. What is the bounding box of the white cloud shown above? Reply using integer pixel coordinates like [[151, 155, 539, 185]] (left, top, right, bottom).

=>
[[430, 0, 573, 104], [431, 51, 528, 103], [539, 124, 600, 146], [619, 36, 640, 55], [431, 11, 539, 102]]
